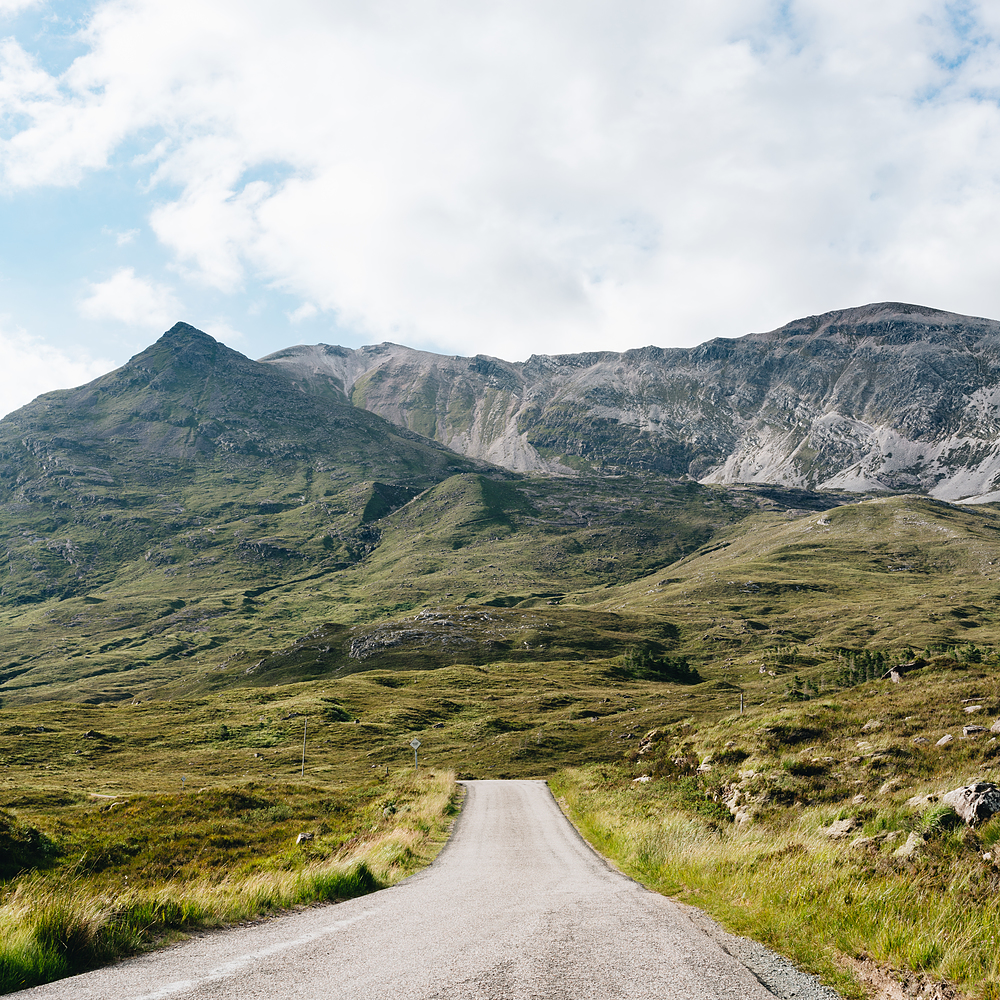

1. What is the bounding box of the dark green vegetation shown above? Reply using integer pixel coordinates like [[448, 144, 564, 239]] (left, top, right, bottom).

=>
[[4, 324, 1000, 997]]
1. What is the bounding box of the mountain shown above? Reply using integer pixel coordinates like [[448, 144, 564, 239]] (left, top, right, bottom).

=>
[[1, 324, 873, 704], [0, 323, 485, 606], [262, 302, 1000, 501]]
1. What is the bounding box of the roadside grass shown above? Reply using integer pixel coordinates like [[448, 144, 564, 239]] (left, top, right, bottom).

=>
[[0, 770, 457, 994], [552, 659, 1000, 1000], [0, 657, 703, 993]]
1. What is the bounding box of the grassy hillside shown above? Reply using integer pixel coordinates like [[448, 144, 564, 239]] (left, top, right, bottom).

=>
[[5, 327, 1000, 997], [1, 469, 835, 703]]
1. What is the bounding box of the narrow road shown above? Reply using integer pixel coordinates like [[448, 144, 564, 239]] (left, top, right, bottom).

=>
[[15, 780, 836, 999]]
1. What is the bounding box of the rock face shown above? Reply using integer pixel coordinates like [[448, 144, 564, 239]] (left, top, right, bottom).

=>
[[941, 782, 1000, 825], [262, 303, 1000, 499]]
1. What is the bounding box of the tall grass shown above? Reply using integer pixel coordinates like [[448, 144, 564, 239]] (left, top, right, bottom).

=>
[[553, 768, 1000, 1000], [0, 771, 457, 994]]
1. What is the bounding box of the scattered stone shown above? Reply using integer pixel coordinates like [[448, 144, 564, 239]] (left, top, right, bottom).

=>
[[963, 725, 987, 737], [912, 736, 930, 745], [935, 734, 953, 746], [633, 775, 651, 783], [906, 793, 939, 809], [880, 660, 922, 682], [637, 729, 664, 755], [991, 719, 1000, 734], [893, 831, 924, 858], [851, 794, 867, 805], [861, 719, 883, 731], [295, 832, 314, 844], [821, 817, 862, 839], [877, 778, 903, 796], [964, 705, 983, 714], [941, 782, 1000, 826], [850, 835, 878, 850]]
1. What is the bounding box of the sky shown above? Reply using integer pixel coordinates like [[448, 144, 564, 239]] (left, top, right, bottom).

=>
[[2, 1, 1000, 417]]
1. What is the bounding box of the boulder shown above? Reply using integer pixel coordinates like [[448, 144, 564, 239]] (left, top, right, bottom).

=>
[[964, 725, 987, 736], [295, 832, 314, 844], [941, 782, 1000, 826], [893, 831, 925, 859], [964, 705, 984, 714], [912, 736, 930, 745], [991, 719, 1000, 734], [821, 817, 861, 839], [935, 734, 953, 746]]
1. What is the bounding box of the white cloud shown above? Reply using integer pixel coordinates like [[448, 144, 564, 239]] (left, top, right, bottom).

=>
[[0, 321, 111, 419], [0, 0, 42, 13], [287, 302, 317, 324], [102, 226, 139, 245], [78, 267, 181, 330], [5, 1, 1000, 358]]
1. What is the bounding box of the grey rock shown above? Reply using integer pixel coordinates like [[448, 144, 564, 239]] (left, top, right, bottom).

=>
[[964, 725, 987, 736], [935, 734, 954, 746], [893, 831, 925, 858], [991, 718, 1000, 734], [941, 782, 1000, 826], [295, 832, 314, 844], [821, 817, 862, 839], [263, 303, 1000, 499]]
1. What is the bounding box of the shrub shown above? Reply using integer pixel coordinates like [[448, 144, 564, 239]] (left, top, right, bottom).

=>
[[0, 812, 58, 880]]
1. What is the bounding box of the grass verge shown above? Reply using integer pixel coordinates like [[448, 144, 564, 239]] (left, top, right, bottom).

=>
[[0, 770, 458, 994], [552, 765, 1000, 1000]]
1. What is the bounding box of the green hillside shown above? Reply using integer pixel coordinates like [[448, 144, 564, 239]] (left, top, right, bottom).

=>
[[3, 326, 1000, 998]]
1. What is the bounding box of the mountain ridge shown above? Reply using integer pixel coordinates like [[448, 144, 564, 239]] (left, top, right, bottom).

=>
[[261, 302, 1000, 498]]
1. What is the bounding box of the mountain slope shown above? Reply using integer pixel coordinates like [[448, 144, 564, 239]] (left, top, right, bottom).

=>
[[0, 323, 480, 606], [262, 302, 1000, 500]]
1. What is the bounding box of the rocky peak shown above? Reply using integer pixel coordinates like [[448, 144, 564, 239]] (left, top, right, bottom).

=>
[[259, 303, 1000, 500]]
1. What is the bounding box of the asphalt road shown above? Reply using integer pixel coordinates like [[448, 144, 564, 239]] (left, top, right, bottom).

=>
[[15, 780, 838, 999]]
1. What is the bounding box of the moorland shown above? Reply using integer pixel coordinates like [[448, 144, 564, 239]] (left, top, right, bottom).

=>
[[2, 310, 1000, 998]]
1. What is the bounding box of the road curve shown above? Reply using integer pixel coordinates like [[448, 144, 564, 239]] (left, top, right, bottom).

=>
[[14, 780, 832, 999]]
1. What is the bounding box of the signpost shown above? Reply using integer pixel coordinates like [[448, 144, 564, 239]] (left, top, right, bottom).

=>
[[410, 737, 421, 772]]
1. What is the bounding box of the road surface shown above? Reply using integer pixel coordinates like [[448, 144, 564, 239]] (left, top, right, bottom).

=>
[[14, 780, 837, 999]]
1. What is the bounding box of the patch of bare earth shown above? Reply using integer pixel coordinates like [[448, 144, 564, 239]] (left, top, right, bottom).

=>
[[843, 956, 964, 1000]]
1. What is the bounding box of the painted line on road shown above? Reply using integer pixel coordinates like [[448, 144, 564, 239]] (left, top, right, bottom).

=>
[[132, 910, 373, 1000]]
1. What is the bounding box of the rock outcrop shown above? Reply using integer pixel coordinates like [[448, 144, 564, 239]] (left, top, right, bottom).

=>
[[941, 782, 1000, 826], [262, 303, 1000, 500]]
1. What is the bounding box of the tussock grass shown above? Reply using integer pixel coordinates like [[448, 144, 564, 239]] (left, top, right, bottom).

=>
[[555, 768, 1000, 998], [0, 770, 457, 994]]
